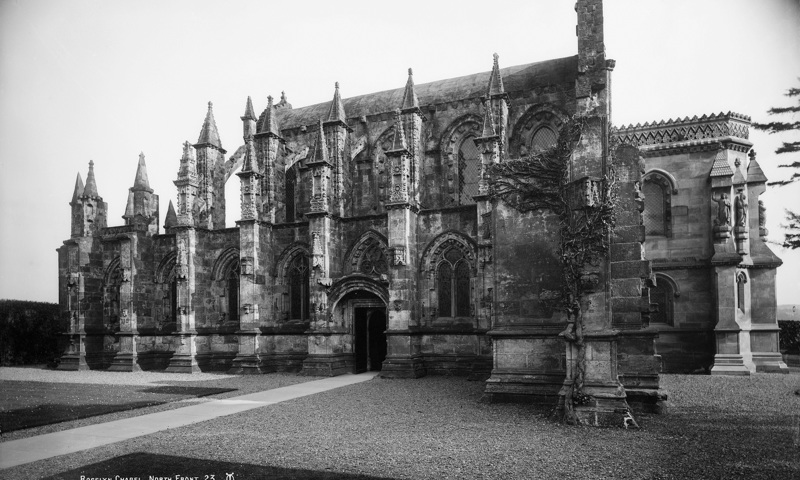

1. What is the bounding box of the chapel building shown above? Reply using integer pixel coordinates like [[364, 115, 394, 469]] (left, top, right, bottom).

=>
[[57, 0, 785, 417]]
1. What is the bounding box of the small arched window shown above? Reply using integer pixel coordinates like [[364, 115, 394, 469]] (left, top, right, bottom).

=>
[[643, 172, 674, 238], [288, 254, 310, 321], [458, 136, 481, 205], [737, 272, 747, 312], [285, 168, 296, 222], [531, 126, 557, 152], [437, 247, 471, 317], [650, 274, 677, 326]]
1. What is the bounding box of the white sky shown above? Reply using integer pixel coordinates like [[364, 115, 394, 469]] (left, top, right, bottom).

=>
[[0, 0, 798, 304]]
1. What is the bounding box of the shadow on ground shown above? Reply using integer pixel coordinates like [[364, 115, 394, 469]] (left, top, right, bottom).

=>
[[43, 452, 397, 480], [0, 381, 236, 432]]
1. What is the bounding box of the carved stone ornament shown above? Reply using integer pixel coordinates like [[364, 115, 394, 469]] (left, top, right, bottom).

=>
[[120, 309, 130, 329], [393, 299, 402, 311], [392, 246, 407, 266], [566, 177, 602, 210], [317, 277, 332, 287], [478, 245, 493, 267], [311, 232, 324, 270], [240, 257, 254, 275], [122, 268, 132, 282], [67, 272, 81, 288], [735, 189, 747, 228], [713, 193, 731, 227], [242, 303, 252, 315], [758, 199, 769, 238]]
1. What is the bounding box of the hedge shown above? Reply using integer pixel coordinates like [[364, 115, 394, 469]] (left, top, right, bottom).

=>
[[0, 299, 62, 366], [779, 320, 800, 354]]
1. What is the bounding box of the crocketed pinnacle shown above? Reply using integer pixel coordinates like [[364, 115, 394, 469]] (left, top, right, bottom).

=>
[[390, 109, 408, 152], [177, 141, 197, 179], [401, 68, 419, 111], [259, 95, 281, 136], [71, 173, 84, 204], [326, 82, 347, 124], [311, 119, 329, 163], [196, 101, 223, 149], [83, 160, 100, 198], [242, 96, 257, 121], [164, 200, 178, 228], [241, 136, 259, 174], [486, 53, 505, 97], [132, 152, 153, 192]]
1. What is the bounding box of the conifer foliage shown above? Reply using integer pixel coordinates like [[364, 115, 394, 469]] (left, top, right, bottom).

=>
[[753, 80, 800, 249]]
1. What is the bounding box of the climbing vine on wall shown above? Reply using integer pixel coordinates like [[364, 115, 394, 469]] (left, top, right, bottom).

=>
[[488, 115, 619, 424]]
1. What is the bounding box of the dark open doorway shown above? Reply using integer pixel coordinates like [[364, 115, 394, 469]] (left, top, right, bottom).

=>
[[354, 307, 387, 373]]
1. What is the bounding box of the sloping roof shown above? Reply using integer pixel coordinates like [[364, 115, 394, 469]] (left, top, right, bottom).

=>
[[258, 55, 578, 132]]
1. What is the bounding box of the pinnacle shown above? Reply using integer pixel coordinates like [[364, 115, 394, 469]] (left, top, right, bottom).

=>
[[481, 102, 497, 137], [164, 200, 178, 229], [326, 82, 347, 124], [486, 53, 505, 97], [124, 190, 134, 218], [259, 94, 280, 136], [196, 101, 223, 149], [132, 152, 153, 192], [83, 160, 100, 198], [243, 96, 257, 120], [390, 109, 408, 151], [311, 119, 329, 163], [401, 67, 419, 111], [71, 172, 84, 204]]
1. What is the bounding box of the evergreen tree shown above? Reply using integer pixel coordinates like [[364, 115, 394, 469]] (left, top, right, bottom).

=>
[[753, 80, 800, 249]]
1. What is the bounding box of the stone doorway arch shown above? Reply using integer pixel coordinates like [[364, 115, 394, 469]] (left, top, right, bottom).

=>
[[328, 276, 389, 373]]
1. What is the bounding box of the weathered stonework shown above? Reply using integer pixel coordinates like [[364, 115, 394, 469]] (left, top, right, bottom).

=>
[[56, 1, 782, 422]]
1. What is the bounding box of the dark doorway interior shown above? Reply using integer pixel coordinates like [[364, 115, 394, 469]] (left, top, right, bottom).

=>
[[354, 308, 387, 373]]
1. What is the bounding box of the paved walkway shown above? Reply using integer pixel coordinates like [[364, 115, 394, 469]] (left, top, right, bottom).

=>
[[0, 372, 379, 470]]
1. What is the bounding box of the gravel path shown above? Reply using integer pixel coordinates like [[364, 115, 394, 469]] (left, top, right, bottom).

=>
[[2, 372, 800, 480]]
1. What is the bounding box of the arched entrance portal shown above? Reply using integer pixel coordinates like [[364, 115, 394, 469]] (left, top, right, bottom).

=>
[[355, 307, 387, 373], [330, 284, 388, 374]]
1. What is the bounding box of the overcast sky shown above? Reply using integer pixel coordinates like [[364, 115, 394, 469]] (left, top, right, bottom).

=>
[[1, 0, 798, 304]]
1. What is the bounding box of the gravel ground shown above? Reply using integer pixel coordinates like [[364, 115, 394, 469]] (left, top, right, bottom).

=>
[[2, 372, 800, 480]]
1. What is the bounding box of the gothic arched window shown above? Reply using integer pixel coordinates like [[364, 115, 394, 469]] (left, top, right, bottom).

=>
[[643, 172, 674, 238], [288, 254, 310, 321], [531, 126, 557, 152], [104, 262, 122, 328], [650, 274, 677, 326], [285, 168, 296, 222], [437, 247, 471, 317], [227, 263, 240, 320], [458, 136, 481, 205]]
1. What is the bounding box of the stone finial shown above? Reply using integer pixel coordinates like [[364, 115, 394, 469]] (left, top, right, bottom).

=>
[[196, 101, 223, 149], [486, 53, 505, 97], [132, 152, 153, 193], [70, 172, 84, 205], [746, 149, 768, 184], [326, 82, 347, 124], [277, 91, 292, 109], [83, 160, 100, 198], [164, 200, 178, 229], [401, 67, 420, 111]]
